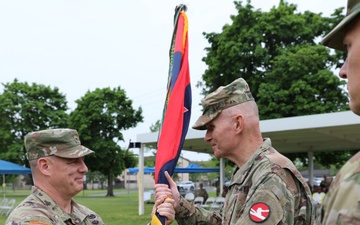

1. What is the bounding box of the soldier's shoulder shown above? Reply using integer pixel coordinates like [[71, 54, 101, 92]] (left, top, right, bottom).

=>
[[334, 151, 360, 186]]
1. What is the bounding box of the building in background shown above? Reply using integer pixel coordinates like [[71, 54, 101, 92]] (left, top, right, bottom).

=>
[[122, 156, 191, 189]]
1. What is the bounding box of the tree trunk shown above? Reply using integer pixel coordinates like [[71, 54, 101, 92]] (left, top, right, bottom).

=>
[[106, 172, 114, 197]]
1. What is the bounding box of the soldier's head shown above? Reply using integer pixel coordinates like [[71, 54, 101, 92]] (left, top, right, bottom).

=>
[[321, 0, 360, 115], [192, 78, 255, 130], [192, 78, 262, 161], [25, 128, 93, 195]]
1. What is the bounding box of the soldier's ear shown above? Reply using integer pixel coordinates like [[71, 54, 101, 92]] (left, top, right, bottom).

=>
[[37, 157, 52, 176], [233, 114, 244, 134]]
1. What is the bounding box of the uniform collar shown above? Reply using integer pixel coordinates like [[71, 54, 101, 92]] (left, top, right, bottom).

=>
[[31, 186, 87, 223], [231, 138, 272, 185]]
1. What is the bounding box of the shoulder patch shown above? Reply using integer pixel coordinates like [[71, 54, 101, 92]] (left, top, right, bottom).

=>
[[249, 202, 270, 222]]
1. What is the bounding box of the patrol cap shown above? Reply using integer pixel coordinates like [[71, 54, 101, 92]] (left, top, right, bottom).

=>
[[25, 128, 94, 160], [321, 0, 360, 51], [192, 78, 254, 130]]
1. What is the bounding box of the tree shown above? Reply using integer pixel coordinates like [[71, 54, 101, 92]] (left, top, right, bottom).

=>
[[150, 120, 161, 132], [199, 1, 347, 103], [0, 79, 69, 164], [84, 170, 107, 190], [68, 87, 142, 196], [197, 0, 351, 167]]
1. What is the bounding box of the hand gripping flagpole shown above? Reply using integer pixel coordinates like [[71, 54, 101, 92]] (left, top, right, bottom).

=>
[[151, 4, 191, 225]]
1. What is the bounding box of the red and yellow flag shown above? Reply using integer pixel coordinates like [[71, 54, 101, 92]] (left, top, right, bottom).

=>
[[152, 4, 191, 225]]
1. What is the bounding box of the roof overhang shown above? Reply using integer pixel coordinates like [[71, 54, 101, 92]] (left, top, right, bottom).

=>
[[137, 111, 360, 155]]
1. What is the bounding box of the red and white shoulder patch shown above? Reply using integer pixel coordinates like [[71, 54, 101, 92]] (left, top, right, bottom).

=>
[[249, 202, 270, 222]]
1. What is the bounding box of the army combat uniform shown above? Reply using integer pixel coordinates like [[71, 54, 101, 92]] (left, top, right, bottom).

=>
[[319, 151, 360, 224], [318, 0, 360, 223], [175, 139, 314, 225], [6, 186, 105, 225]]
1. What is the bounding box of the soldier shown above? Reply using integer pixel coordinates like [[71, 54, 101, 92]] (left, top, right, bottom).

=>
[[195, 183, 209, 204], [6, 128, 175, 225], [154, 78, 314, 224], [319, 0, 360, 224]]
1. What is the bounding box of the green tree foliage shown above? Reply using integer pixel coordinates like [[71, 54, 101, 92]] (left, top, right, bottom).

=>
[[198, 0, 351, 167], [0, 79, 68, 164], [150, 120, 161, 132], [68, 87, 142, 196], [86, 171, 107, 190], [145, 120, 161, 151], [191, 160, 223, 184]]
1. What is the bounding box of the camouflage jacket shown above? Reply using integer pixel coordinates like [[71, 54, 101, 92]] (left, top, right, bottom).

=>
[[319, 151, 360, 225], [175, 138, 314, 225], [6, 186, 105, 225]]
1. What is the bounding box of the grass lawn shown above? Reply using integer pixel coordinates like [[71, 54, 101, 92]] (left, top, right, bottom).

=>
[[0, 188, 181, 225]]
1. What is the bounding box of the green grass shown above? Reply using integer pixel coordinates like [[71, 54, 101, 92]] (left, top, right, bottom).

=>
[[0, 189, 181, 225]]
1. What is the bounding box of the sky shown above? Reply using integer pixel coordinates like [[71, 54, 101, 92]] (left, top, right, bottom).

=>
[[0, 0, 345, 161]]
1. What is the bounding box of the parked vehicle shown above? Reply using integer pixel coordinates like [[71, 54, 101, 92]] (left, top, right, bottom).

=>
[[177, 181, 195, 191]]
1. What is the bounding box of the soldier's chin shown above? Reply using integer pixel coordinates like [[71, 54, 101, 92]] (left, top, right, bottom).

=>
[[74, 179, 84, 189], [213, 151, 222, 159], [75, 184, 84, 193], [350, 101, 360, 116]]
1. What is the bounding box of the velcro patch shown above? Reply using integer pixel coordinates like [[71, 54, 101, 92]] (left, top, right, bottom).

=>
[[249, 202, 270, 222]]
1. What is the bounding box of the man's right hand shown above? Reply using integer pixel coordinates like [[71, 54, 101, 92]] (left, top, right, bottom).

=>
[[154, 171, 181, 210]]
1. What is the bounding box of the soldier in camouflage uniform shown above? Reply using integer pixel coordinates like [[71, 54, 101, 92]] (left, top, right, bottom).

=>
[[154, 78, 314, 225], [6, 129, 175, 225], [6, 128, 105, 225], [195, 183, 209, 204], [319, 0, 360, 224]]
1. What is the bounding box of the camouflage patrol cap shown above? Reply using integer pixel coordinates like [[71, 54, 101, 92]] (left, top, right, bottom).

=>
[[25, 128, 94, 161], [192, 78, 254, 130], [321, 0, 360, 51]]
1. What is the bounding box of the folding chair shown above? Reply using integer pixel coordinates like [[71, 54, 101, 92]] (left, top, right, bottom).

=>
[[0, 198, 8, 215], [193, 196, 204, 207], [144, 191, 152, 203], [184, 192, 195, 202], [200, 196, 215, 209], [0, 198, 15, 216], [210, 196, 225, 212]]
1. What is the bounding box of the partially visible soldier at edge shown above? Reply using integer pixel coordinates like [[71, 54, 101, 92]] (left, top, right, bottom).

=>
[[6, 128, 175, 225], [154, 78, 314, 225], [319, 0, 360, 224]]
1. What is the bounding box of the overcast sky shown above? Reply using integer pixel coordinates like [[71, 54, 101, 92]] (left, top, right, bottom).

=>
[[0, 0, 344, 161]]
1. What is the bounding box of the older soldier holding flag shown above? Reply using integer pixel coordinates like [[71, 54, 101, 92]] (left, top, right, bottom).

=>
[[155, 78, 314, 225]]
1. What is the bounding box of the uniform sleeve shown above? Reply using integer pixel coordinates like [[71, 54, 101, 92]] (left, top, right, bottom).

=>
[[321, 173, 360, 224], [234, 172, 300, 225], [236, 188, 283, 224], [175, 196, 222, 225]]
